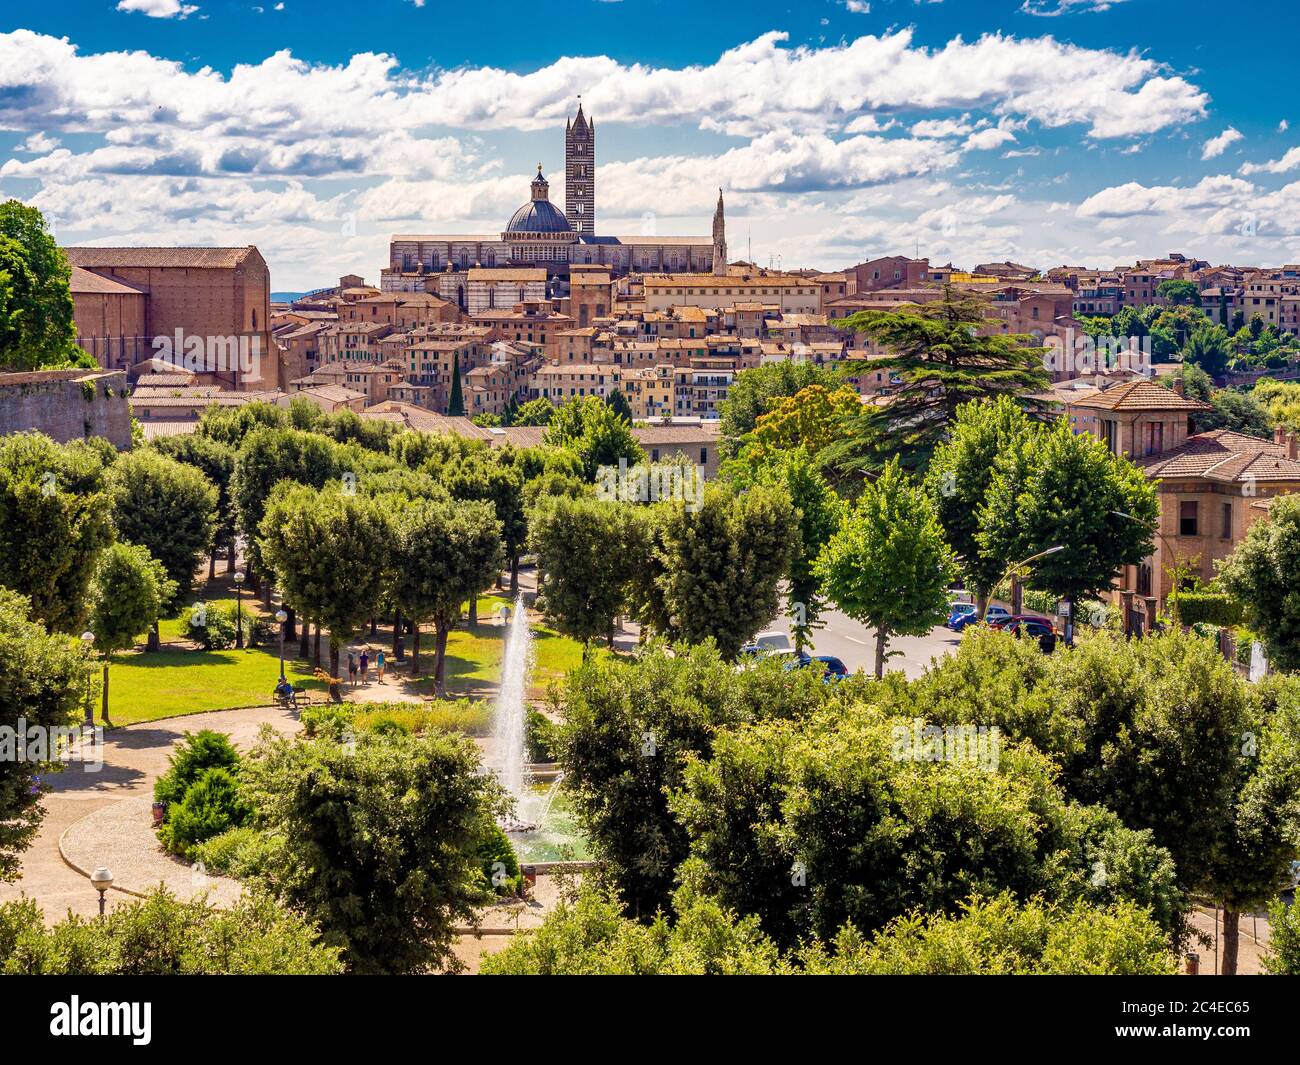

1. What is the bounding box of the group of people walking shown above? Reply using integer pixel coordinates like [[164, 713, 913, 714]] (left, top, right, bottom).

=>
[[346, 647, 386, 687]]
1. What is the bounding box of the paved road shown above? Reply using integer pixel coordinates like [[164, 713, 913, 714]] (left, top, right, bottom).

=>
[[764, 606, 964, 679]]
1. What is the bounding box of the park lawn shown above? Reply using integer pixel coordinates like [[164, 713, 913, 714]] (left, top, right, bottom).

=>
[[103, 644, 325, 726], [380, 615, 592, 698], [156, 593, 270, 643]]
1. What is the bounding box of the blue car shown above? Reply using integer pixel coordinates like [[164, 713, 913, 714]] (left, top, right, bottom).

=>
[[946, 603, 977, 630], [950, 605, 1012, 632]]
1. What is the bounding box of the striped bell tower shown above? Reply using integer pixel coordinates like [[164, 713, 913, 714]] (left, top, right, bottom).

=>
[[565, 100, 595, 235]]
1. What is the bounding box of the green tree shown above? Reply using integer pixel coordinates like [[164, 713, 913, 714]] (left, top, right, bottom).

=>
[[830, 287, 1049, 472], [0, 433, 114, 632], [152, 433, 238, 575], [242, 728, 505, 973], [804, 893, 1177, 975], [815, 459, 956, 677], [674, 697, 1184, 949], [233, 426, 342, 589], [1183, 322, 1232, 379], [87, 541, 175, 723], [1263, 895, 1300, 974], [510, 397, 555, 426], [384, 497, 501, 694], [0, 589, 94, 880], [718, 360, 842, 458], [555, 642, 831, 917], [605, 388, 634, 423], [978, 418, 1157, 613], [108, 449, 216, 623], [258, 485, 390, 681], [1218, 494, 1300, 672], [643, 483, 795, 658], [444, 453, 526, 594], [732, 448, 843, 651], [0, 200, 87, 370], [543, 396, 645, 481], [925, 396, 1037, 619], [1157, 278, 1202, 308], [447, 351, 465, 416], [529, 495, 644, 650]]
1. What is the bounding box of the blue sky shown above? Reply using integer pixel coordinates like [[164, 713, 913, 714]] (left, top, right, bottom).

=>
[[2, 0, 1297, 289]]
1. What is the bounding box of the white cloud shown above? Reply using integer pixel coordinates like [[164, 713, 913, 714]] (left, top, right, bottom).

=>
[[1201, 127, 1242, 160], [1240, 147, 1300, 176], [116, 0, 199, 17], [18, 132, 60, 153], [844, 1, 871, 12], [0, 28, 1206, 143], [0, 27, 1235, 287], [1020, 0, 1127, 15]]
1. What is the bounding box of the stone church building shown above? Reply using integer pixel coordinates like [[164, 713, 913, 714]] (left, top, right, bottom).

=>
[[381, 104, 727, 302]]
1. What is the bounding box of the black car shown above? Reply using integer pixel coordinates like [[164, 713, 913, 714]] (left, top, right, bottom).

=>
[[1002, 617, 1057, 653]]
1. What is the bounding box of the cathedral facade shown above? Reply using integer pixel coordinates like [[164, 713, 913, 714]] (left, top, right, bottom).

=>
[[381, 105, 726, 296]]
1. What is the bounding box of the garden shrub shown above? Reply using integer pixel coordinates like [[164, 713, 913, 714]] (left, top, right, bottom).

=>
[[159, 766, 251, 858], [526, 707, 559, 763], [300, 702, 355, 738], [476, 822, 524, 896], [191, 825, 281, 879], [0, 888, 341, 974], [154, 729, 240, 810], [1172, 590, 1245, 627], [186, 601, 271, 650]]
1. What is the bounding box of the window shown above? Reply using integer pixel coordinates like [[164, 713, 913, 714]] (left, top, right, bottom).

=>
[[1179, 500, 1199, 537], [700, 448, 708, 464], [1221, 502, 1233, 539]]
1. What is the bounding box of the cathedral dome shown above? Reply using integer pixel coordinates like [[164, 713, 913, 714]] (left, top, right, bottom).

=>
[[504, 164, 573, 235], [505, 199, 572, 234]]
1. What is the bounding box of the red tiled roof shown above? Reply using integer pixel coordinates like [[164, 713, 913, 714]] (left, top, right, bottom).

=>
[[1140, 430, 1300, 484], [1071, 379, 1211, 413], [65, 247, 258, 270]]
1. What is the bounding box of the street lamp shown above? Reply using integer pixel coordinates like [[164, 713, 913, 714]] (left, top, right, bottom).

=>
[[91, 866, 113, 916], [80, 631, 95, 728], [999, 545, 1066, 615], [233, 571, 246, 649], [275, 608, 288, 680]]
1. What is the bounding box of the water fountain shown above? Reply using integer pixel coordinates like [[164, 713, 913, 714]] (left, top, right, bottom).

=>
[[491, 594, 588, 862]]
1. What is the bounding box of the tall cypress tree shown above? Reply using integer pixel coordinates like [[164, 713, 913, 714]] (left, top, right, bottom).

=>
[[447, 351, 465, 416]]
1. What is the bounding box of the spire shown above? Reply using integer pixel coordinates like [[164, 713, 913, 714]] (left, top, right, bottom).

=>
[[712, 188, 727, 276]]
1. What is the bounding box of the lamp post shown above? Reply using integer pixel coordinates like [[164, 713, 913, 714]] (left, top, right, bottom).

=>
[[1111, 509, 1177, 626], [275, 608, 288, 680], [91, 867, 113, 916], [80, 631, 95, 728], [998, 545, 1066, 616], [233, 570, 246, 649]]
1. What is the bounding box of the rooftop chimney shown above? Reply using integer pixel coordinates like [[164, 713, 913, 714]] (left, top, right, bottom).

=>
[[1172, 376, 1185, 397]]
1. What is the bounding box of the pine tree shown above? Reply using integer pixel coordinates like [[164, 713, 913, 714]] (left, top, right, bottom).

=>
[[829, 286, 1050, 474]]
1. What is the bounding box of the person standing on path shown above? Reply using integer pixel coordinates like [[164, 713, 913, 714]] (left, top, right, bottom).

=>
[[359, 650, 369, 685], [347, 650, 357, 688], [376, 649, 386, 681]]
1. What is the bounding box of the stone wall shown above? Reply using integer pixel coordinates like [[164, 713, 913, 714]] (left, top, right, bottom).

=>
[[0, 369, 133, 450]]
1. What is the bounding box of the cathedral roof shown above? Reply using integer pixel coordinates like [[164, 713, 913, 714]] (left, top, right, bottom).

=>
[[504, 165, 573, 235], [505, 199, 572, 234]]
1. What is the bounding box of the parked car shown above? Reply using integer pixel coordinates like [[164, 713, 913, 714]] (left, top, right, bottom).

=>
[[950, 605, 1012, 632], [946, 602, 977, 629], [782, 653, 850, 682], [740, 630, 794, 656], [996, 616, 1058, 653], [813, 655, 850, 681]]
